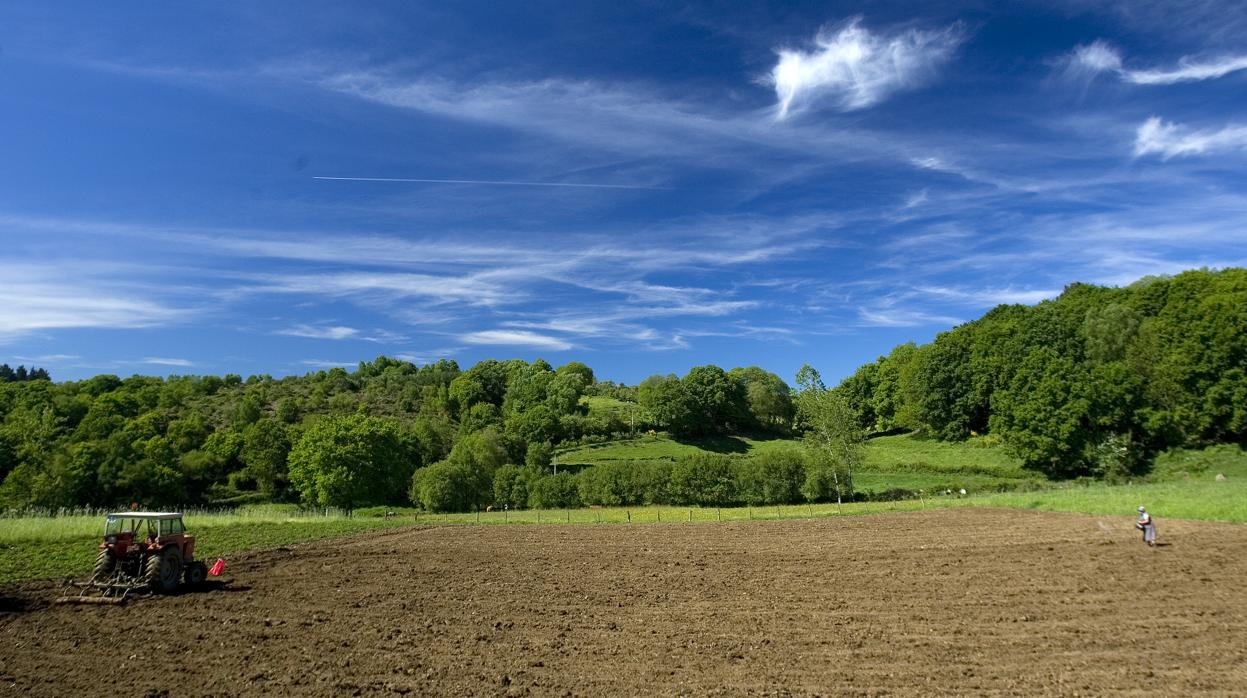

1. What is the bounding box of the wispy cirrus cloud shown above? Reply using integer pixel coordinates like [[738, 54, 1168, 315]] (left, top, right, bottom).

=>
[[313, 176, 666, 190], [300, 359, 358, 369], [856, 306, 962, 328], [1134, 116, 1247, 159], [1126, 55, 1247, 84], [770, 18, 963, 118], [275, 324, 360, 340], [459, 330, 573, 351], [1066, 40, 1247, 85], [143, 357, 194, 367], [0, 267, 191, 340], [913, 285, 1060, 306]]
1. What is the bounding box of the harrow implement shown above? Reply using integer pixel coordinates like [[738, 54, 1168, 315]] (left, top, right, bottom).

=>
[[55, 570, 149, 605]]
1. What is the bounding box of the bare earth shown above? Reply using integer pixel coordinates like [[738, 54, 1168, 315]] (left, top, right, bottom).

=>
[[2, 508, 1245, 696]]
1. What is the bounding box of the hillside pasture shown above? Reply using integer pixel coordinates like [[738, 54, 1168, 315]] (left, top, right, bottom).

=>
[[557, 431, 1036, 494]]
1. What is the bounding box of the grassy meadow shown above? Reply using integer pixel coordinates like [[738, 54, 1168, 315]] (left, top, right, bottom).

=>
[[0, 505, 410, 584], [3, 438, 1243, 585], [557, 429, 1038, 493]]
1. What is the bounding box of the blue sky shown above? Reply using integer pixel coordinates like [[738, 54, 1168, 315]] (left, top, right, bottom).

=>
[[2, 1, 1246, 385]]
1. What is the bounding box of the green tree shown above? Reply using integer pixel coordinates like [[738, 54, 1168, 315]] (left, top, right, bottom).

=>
[[681, 365, 748, 435], [1084, 303, 1142, 364], [795, 365, 861, 506], [638, 374, 695, 435], [989, 348, 1094, 477], [729, 366, 795, 431], [668, 453, 738, 506], [870, 342, 919, 432], [736, 446, 806, 505], [411, 460, 480, 513], [241, 419, 292, 498], [287, 415, 413, 510]]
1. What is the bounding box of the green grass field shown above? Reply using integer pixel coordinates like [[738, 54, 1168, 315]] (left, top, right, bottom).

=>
[[3, 440, 1242, 585], [557, 430, 1036, 492], [0, 506, 410, 584]]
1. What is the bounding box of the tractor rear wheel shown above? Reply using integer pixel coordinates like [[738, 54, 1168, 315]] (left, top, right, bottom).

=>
[[93, 550, 116, 580], [144, 547, 182, 593], [184, 561, 207, 586]]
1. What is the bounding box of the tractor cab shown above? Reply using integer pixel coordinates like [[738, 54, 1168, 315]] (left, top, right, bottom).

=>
[[103, 512, 194, 560]]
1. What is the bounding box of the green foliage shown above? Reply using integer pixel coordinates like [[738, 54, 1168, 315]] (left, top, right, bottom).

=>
[[728, 366, 794, 432], [668, 453, 738, 506], [0, 364, 50, 383], [681, 365, 749, 435], [411, 460, 482, 513], [287, 415, 413, 510], [240, 419, 291, 498], [1150, 444, 1247, 481], [835, 268, 1247, 479], [638, 374, 695, 435], [577, 460, 669, 506], [525, 441, 553, 469], [527, 472, 581, 509], [492, 464, 536, 509], [796, 365, 861, 503], [736, 446, 806, 505]]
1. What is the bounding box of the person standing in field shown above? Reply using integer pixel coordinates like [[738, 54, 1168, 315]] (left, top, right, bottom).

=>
[[1136, 506, 1157, 546]]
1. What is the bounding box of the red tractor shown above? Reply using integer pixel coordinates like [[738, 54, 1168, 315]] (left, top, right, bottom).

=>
[[60, 512, 207, 604]]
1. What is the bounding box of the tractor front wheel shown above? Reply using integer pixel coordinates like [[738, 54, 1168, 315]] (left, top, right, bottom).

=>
[[184, 561, 207, 586], [144, 548, 182, 593], [93, 550, 116, 580]]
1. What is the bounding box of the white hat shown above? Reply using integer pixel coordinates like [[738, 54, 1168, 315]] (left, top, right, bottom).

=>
[[1137, 506, 1146, 512]]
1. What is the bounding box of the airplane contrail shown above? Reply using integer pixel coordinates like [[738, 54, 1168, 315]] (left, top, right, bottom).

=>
[[313, 176, 667, 190]]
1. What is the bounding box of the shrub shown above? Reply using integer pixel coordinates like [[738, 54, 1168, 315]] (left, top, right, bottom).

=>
[[736, 447, 806, 505], [527, 472, 581, 509], [668, 453, 738, 506]]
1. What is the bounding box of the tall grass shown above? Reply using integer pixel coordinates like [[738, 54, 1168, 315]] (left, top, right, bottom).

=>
[[0, 504, 353, 546]]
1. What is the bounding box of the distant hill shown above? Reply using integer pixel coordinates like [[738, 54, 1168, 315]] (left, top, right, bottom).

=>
[[834, 268, 1247, 478]]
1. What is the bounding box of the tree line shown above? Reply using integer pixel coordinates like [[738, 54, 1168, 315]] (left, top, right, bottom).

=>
[[0, 365, 50, 383], [4, 267, 1238, 512], [834, 268, 1247, 478], [0, 355, 833, 512]]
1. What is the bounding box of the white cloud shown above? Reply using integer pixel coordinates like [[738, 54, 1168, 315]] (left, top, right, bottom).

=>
[[903, 189, 929, 209], [856, 307, 962, 328], [459, 330, 573, 351], [310, 67, 924, 169], [914, 285, 1060, 306], [0, 269, 189, 340], [1125, 55, 1247, 84], [1066, 40, 1247, 85], [13, 354, 80, 363], [143, 357, 194, 367], [1134, 117, 1247, 159], [770, 18, 962, 118], [276, 324, 360, 340], [249, 271, 513, 307], [300, 359, 358, 369], [1069, 40, 1123, 75]]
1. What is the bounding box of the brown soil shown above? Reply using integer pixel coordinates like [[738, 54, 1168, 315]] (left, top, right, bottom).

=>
[[2, 508, 1245, 696]]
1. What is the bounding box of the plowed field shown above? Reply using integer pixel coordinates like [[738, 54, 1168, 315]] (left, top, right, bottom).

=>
[[3, 508, 1245, 696]]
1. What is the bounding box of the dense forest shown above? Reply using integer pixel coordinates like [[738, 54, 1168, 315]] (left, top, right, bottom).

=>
[[0, 353, 817, 512], [837, 268, 1246, 478], [1, 268, 1242, 513]]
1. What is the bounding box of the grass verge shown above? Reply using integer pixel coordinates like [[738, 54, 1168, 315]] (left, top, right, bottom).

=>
[[0, 511, 409, 585]]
